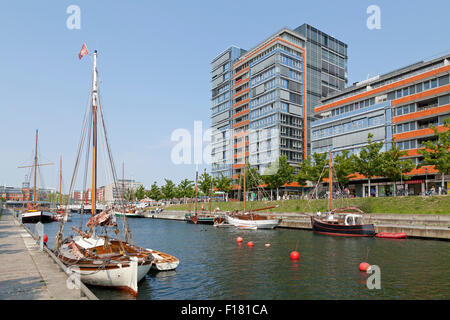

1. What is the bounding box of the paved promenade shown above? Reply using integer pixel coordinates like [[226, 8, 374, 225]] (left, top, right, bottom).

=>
[[0, 210, 90, 300]]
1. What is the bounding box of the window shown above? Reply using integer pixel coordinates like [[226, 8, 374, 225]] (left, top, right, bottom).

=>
[[424, 80, 430, 90], [438, 74, 449, 86], [431, 78, 438, 88], [416, 83, 422, 93], [396, 89, 402, 98]]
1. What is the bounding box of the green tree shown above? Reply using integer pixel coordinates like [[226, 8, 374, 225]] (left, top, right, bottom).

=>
[[237, 164, 263, 201], [354, 133, 384, 197], [381, 140, 415, 196], [176, 179, 195, 203], [262, 155, 295, 200], [333, 150, 357, 188], [135, 185, 146, 200], [292, 165, 308, 197], [300, 153, 329, 198], [417, 118, 450, 192], [214, 173, 233, 201], [146, 181, 163, 201], [198, 169, 213, 196], [124, 188, 135, 203], [160, 179, 176, 200]]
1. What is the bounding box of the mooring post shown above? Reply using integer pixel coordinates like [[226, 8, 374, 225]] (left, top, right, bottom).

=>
[[35, 222, 44, 251]]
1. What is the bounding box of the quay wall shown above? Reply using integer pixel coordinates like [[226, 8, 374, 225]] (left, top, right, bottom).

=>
[[147, 210, 450, 240]]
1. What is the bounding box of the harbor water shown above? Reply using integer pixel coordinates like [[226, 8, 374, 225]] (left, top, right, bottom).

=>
[[33, 214, 450, 300]]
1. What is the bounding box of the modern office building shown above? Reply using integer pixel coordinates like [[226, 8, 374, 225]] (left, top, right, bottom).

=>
[[294, 24, 348, 155], [211, 46, 246, 179], [311, 54, 450, 196], [210, 25, 348, 182]]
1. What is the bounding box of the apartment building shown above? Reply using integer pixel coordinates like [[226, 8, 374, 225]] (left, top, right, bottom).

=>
[[210, 25, 348, 182], [211, 46, 246, 179], [311, 54, 450, 196]]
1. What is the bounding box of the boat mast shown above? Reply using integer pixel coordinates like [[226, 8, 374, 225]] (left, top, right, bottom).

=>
[[194, 168, 198, 216], [329, 150, 332, 211], [59, 155, 62, 208], [33, 129, 38, 208], [91, 50, 98, 217], [122, 161, 125, 208], [209, 175, 213, 215]]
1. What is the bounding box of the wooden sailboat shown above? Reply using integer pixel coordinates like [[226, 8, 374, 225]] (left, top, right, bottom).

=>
[[113, 162, 145, 218], [310, 151, 376, 237], [54, 49, 153, 295], [18, 130, 54, 223], [225, 162, 281, 229]]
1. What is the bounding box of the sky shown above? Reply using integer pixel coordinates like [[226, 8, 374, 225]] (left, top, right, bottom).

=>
[[0, 0, 449, 190]]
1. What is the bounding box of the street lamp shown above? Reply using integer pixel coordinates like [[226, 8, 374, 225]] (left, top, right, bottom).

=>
[[400, 163, 403, 196], [425, 167, 428, 194]]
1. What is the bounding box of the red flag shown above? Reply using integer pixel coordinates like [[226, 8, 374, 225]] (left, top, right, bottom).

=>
[[78, 43, 89, 60]]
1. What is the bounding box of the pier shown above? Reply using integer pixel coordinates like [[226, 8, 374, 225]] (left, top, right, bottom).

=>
[[0, 210, 97, 300], [147, 210, 450, 240]]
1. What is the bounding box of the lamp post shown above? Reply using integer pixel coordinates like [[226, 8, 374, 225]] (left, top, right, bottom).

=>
[[425, 167, 428, 194], [400, 163, 403, 196]]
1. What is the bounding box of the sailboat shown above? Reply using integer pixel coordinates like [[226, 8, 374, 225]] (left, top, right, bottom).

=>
[[185, 169, 216, 224], [310, 151, 376, 237], [225, 162, 281, 229], [113, 162, 145, 218], [18, 130, 55, 223], [54, 48, 153, 295], [55, 156, 71, 222]]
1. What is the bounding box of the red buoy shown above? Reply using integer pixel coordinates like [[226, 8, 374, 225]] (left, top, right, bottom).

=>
[[359, 262, 370, 272], [247, 241, 254, 247], [43, 234, 48, 243], [236, 237, 243, 243], [290, 251, 300, 260]]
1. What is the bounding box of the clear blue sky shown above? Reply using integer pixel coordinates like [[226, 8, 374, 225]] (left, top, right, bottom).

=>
[[1, 0, 449, 190]]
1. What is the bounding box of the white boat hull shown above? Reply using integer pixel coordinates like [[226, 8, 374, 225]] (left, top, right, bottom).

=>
[[225, 215, 280, 229], [71, 259, 151, 295]]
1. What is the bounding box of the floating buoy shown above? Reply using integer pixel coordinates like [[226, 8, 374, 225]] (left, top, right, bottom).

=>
[[236, 237, 243, 243], [290, 251, 300, 260], [247, 241, 254, 247], [43, 234, 48, 243], [359, 262, 370, 272], [265, 243, 271, 247]]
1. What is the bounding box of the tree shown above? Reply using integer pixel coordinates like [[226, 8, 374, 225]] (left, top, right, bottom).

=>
[[333, 150, 357, 188], [124, 188, 135, 203], [292, 165, 308, 197], [146, 181, 163, 201], [237, 164, 263, 201], [176, 179, 194, 203], [135, 185, 146, 200], [214, 173, 233, 201], [300, 152, 329, 198], [354, 133, 384, 197], [160, 179, 176, 200], [381, 140, 415, 196], [262, 155, 295, 200], [417, 118, 450, 193], [198, 169, 213, 196]]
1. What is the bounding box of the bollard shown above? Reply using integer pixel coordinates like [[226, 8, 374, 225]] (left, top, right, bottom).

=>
[[35, 222, 44, 251]]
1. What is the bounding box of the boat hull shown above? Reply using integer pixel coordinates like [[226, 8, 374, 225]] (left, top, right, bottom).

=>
[[21, 211, 54, 224], [145, 249, 179, 271], [311, 217, 376, 237], [376, 232, 407, 239], [185, 213, 215, 225], [72, 262, 151, 295], [226, 215, 281, 229], [114, 211, 145, 218]]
